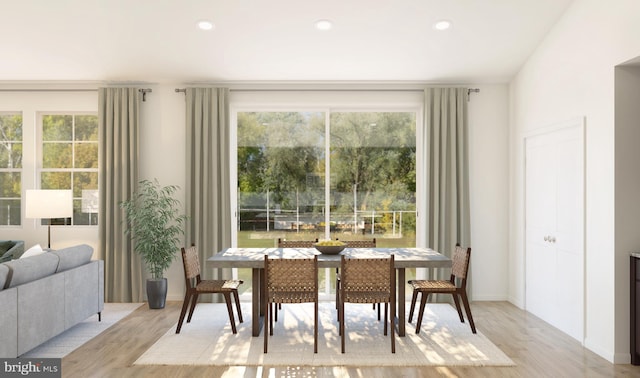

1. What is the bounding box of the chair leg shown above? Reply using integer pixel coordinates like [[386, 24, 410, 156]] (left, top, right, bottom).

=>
[[383, 303, 388, 335], [233, 289, 243, 323], [265, 303, 278, 336], [415, 292, 429, 334], [459, 291, 477, 334], [390, 300, 395, 354], [186, 293, 199, 323], [377, 303, 381, 321], [340, 300, 346, 353], [452, 291, 465, 323], [223, 292, 238, 334], [408, 289, 419, 322], [264, 299, 269, 353], [335, 271, 340, 310], [176, 291, 193, 334], [314, 300, 318, 354]]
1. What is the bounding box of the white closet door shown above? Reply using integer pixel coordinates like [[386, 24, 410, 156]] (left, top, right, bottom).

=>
[[525, 122, 584, 342]]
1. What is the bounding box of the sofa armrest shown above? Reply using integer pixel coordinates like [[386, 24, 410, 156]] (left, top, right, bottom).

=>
[[0, 241, 25, 262]]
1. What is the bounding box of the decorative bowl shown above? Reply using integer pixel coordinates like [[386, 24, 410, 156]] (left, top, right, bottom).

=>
[[313, 243, 346, 255]]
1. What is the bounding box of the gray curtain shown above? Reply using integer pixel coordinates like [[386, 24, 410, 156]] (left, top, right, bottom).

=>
[[184, 88, 233, 300], [98, 87, 144, 302], [423, 87, 471, 261]]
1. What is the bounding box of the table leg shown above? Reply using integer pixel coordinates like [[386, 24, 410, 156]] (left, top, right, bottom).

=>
[[251, 268, 264, 337], [397, 268, 406, 337]]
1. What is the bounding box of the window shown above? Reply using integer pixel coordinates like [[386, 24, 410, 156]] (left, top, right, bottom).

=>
[[235, 101, 419, 298], [0, 112, 23, 226], [237, 110, 416, 244], [40, 114, 99, 225]]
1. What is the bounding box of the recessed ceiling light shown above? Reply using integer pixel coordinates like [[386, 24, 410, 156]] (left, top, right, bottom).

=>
[[315, 19, 333, 31], [197, 20, 215, 31], [433, 20, 452, 31]]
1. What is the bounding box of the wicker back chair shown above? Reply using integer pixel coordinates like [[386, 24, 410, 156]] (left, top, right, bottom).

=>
[[276, 238, 318, 248], [263, 255, 319, 353], [334, 239, 377, 315], [407, 244, 476, 334], [176, 245, 243, 334], [273, 238, 317, 319], [342, 239, 377, 248], [338, 254, 395, 353]]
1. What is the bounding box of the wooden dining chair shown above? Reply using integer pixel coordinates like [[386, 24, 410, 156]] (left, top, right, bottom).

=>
[[338, 254, 395, 353], [176, 245, 243, 334], [277, 238, 318, 248], [263, 255, 318, 353], [334, 239, 377, 315], [273, 238, 318, 320], [407, 244, 476, 334]]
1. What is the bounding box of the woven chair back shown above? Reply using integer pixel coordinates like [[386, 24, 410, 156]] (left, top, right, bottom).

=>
[[342, 239, 377, 248], [182, 245, 201, 280], [451, 245, 471, 280], [341, 255, 393, 303], [276, 239, 318, 248], [265, 256, 318, 304]]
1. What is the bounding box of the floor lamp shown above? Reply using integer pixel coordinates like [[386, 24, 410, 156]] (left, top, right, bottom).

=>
[[26, 189, 73, 249]]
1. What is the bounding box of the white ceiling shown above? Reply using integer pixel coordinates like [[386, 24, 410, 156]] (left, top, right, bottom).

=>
[[0, 0, 573, 84]]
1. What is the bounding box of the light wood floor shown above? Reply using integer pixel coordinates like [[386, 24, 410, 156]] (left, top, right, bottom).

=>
[[61, 301, 639, 377]]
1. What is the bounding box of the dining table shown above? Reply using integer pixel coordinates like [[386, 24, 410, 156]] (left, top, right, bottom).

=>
[[207, 247, 452, 337]]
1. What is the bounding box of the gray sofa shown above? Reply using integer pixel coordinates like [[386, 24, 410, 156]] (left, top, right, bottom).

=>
[[0, 244, 104, 357]]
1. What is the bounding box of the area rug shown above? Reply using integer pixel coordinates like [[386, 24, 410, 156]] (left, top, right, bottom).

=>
[[134, 302, 514, 367], [20, 303, 143, 358]]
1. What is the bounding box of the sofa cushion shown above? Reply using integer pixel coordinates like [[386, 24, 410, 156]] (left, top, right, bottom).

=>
[[52, 244, 93, 272], [0, 263, 9, 289], [20, 244, 45, 259], [3, 253, 60, 288]]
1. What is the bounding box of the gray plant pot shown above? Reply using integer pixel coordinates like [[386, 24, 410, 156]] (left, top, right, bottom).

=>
[[146, 278, 168, 309]]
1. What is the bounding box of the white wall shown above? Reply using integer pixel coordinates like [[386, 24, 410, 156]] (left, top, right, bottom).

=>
[[509, 0, 640, 363], [468, 85, 509, 300]]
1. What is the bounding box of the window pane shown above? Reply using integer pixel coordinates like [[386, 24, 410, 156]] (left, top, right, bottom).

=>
[[41, 172, 71, 190], [74, 198, 97, 225], [74, 115, 98, 141], [73, 172, 98, 197], [237, 111, 325, 245], [0, 142, 22, 169], [0, 113, 22, 227], [74, 143, 98, 168], [43, 143, 72, 168], [42, 115, 72, 141], [0, 199, 21, 226], [0, 172, 20, 197], [329, 112, 416, 247]]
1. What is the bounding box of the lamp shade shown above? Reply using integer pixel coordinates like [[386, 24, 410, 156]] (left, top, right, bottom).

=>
[[26, 190, 73, 219]]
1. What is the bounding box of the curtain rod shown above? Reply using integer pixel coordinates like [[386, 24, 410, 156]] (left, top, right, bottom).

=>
[[175, 88, 481, 94], [0, 88, 153, 101], [0, 88, 98, 92]]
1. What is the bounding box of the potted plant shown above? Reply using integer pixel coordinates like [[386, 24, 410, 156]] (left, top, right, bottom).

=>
[[120, 179, 187, 309]]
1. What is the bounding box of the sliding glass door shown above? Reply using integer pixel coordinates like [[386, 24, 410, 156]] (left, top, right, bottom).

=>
[[232, 90, 421, 299], [237, 110, 415, 243]]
